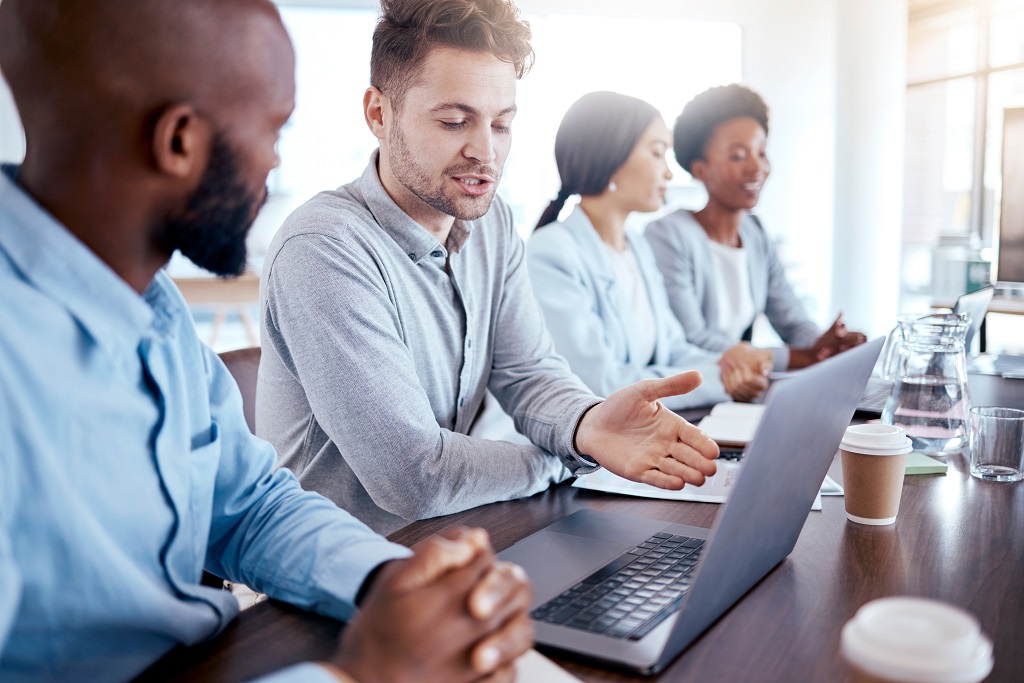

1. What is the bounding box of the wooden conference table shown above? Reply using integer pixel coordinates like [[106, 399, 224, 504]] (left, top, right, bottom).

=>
[[139, 374, 1024, 682]]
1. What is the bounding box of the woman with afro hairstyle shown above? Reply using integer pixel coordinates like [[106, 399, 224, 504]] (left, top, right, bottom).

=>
[[527, 91, 773, 409], [645, 84, 865, 370]]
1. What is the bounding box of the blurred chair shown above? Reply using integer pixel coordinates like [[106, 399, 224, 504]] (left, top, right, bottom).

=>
[[218, 346, 261, 435]]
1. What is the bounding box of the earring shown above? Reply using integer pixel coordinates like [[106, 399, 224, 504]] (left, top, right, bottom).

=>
[[609, 181, 617, 192]]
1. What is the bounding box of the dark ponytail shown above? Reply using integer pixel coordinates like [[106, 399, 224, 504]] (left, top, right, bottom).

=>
[[535, 188, 573, 231], [534, 91, 659, 230]]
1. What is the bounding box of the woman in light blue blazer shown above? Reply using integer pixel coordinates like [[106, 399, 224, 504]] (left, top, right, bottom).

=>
[[528, 92, 771, 410], [645, 84, 865, 370]]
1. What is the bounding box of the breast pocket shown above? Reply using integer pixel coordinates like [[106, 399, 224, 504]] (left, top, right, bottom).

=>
[[187, 421, 222, 564]]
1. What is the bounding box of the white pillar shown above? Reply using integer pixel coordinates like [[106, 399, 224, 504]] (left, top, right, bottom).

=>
[[831, 0, 907, 337]]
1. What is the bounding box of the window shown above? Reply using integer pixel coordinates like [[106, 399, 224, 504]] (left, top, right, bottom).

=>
[[262, 5, 741, 248], [903, 0, 1024, 298]]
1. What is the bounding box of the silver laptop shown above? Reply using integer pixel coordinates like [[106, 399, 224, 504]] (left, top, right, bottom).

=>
[[957, 285, 995, 353], [858, 286, 994, 414], [498, 337, 884, 675]]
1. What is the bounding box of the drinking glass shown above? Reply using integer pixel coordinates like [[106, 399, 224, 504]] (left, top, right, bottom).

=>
[[969, 406, 1024, 482]]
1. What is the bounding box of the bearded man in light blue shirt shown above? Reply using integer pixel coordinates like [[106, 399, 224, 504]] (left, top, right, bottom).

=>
[[0, 1, 533, 682]]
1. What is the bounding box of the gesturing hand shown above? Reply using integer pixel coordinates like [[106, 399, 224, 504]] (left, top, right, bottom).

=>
[[574, 371, 719, 490], [329, 527, 533, 683], [789, 313, 868, 369]]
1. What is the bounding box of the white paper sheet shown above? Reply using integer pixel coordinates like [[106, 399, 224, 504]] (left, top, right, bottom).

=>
[[516, 648, 582, 682], [572, 465, 838, 512]]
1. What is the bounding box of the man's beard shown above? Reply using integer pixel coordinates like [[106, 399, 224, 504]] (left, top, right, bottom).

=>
[[154, 134, 264, 277], [388, 123, 499, 222]]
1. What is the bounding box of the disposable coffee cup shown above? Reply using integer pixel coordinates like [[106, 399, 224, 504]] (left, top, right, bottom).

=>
[[840, 424, 913, 525], [841, 597, 993, 683]]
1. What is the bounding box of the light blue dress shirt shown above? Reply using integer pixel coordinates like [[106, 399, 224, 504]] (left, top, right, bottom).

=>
[[0, 164, 410, 682], [527, 207, 729, 410]]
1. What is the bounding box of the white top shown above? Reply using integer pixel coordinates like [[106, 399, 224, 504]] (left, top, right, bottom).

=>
[[707, 239, 757, 341], [603, 242, 657, 365]]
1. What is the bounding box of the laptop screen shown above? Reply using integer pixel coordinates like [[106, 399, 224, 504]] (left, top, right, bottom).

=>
[[953, 285, 994, 352]]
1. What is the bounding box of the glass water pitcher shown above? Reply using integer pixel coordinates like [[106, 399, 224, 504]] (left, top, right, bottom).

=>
[[881, 313, 972, 457]]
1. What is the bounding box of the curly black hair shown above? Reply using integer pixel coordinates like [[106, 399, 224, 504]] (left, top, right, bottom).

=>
[[673, 84, 769, 175]]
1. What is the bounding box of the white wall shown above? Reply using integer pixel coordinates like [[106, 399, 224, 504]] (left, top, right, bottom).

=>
[[513, 0, 841, 328], [512, 0, 908, 336], [832, 0, 908, 337], [1, 0, 908, 337]]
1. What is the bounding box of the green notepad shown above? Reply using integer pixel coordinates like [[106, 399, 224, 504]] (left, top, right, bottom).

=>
[[904, 451, 949, 475]]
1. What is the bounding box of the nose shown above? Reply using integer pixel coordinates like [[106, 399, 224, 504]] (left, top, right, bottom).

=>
[[664, 160, 673, 181], [464, 124, 496, 165], [748, 153, 768, 177]]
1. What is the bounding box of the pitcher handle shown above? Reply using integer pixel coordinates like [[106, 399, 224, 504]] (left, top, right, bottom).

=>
[[881, 324, 902, 382]]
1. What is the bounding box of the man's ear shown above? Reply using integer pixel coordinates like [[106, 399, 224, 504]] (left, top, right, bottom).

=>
[[364, 87, 389, 142], [151, 104, 211, 179]]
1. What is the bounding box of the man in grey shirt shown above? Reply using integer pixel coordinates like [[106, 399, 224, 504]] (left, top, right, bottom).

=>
[[258, 0, 719, 535]]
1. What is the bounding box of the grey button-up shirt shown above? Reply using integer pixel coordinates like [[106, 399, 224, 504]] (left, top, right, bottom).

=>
[[258, 153, 600, 534]]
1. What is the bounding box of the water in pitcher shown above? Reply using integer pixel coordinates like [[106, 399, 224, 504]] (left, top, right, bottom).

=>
[[881, 312, 972, 457], [883, 374, 969, 455]]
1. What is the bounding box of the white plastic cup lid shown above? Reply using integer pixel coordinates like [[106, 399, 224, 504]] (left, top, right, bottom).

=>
[[841, 424, 913, 456], [841, 597, 994, 683]]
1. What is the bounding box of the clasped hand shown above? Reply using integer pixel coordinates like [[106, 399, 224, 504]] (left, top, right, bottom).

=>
[[330, 527, 533, 683], [718, 342, 772, 402]]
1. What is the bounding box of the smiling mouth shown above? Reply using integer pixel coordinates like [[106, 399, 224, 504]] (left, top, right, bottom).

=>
[[742, 182, 762, 192]]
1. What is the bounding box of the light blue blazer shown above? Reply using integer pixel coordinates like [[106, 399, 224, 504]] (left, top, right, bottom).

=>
[[527, 207, 729, 410], [644, 209, 821, 371]]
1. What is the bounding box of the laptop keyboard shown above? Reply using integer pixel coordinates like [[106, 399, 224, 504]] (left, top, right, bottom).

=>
[[530, 531, 704, 640]]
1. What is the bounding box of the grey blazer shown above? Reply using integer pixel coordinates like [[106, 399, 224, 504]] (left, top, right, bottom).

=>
[[644, 209, 820, 370], [527, 206, 728, 410]]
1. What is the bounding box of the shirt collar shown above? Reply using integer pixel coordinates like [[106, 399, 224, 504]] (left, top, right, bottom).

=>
[[0, 164, 156, 357], [355, 151, 473, 263]]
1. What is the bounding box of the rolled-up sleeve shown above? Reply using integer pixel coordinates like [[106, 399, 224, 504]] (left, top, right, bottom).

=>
[[202, 346, 410, 621], [761, 237, 820, 349]]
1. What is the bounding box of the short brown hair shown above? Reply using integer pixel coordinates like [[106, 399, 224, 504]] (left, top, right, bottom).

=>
[[371, 0, 534, 103]]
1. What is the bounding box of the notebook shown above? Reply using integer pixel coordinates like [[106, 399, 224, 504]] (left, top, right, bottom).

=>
[[497, 337, 883, 675], [904, 452, 948, 475], [695, 402, 765, 447]]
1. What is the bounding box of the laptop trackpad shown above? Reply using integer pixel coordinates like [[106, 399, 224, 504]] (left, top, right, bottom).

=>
[[499, 530, 624, 604]]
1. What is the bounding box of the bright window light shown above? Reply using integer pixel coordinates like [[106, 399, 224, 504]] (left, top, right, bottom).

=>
[[264, 7, 741, 244]]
